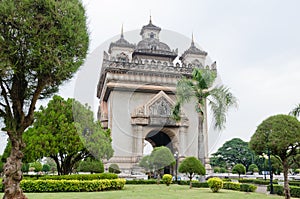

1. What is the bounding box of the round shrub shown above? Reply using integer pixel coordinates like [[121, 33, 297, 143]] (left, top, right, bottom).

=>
[[207, 177, 223, 193], [109, 164, 121, 174], [162, 174, 172, 186]]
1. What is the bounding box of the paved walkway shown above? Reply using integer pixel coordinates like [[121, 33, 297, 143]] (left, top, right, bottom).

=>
[[256, 185, 268, 194]]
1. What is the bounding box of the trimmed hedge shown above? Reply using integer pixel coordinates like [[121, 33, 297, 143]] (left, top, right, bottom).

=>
[[125, 179, 158, 184], [223, 182, 240, 191], [240, 183, 257, 192], [222, 182, 257, 192], [191, 182, 209, 188], [39, 173, 117, 181], [268, 184, 300, 198], [238, 178, 278, 185], [289, 181, 300, 187], [19, 179, 125, 192]]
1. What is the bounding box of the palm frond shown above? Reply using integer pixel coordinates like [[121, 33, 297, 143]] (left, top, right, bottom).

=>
[[192, 68, 216, 90], [289, 104, 300, 117], [208, 85, 238, 130], [171, 78, 195, 121]]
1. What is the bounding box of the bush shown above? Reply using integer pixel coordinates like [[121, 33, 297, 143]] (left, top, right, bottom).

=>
[[238, 178, 277, 185], [268, 184, 300, 197], [223, 182, 240, 190], [126, 179, 158, 184], [207, 177, 223, 193], [108, 164, 121, 174], [268, 184, 284, 196], [248, 164, 259, 173], [289, 181, 300, 187], [213, 167, 220, 173], [290, 186, 300, 198], [191, 182, 209, 188], [162, 174, 172, 186], [42, 164, 51, 173], [19, 179, 125, 192], [78, 159, 104, 173], [220, 168, 228, 173], [239, 183, 257, 192], [39, 173, 117, 181]]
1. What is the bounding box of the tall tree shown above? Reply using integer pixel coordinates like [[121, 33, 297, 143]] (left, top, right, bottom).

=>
[[211, 138, 255, 170], [289, 104, 300, 118], [173, 68, 237, 164], [249, 114, 300, 199], [178, 156, 205, 189], [0, 0, 88, 198], [22, 96, 113, 175]]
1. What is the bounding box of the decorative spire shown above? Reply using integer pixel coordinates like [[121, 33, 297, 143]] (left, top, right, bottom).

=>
[[191, 32, 195, 47], [149, 10, 152, 24], [121, 24, 124, 39]]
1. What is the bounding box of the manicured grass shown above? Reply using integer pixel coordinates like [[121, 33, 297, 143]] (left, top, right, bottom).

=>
[[0, 184, 288, 199]]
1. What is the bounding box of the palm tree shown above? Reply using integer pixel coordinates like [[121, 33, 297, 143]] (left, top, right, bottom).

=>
[[172, 68, 237, 165], [289, 104, 300, 118]]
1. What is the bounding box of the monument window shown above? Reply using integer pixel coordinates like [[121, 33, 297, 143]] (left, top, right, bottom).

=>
[[150, 32, 155, 38]]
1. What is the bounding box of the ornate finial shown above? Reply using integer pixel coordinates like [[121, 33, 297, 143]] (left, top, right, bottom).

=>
[[149, 10, 152, 24], [121, 23, 124, 39], [191, 32, 195, 47]]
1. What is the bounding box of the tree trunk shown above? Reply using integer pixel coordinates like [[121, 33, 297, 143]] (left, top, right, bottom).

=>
[[283, 160, 290, 199], [198, 113, 205, 164], [2, 136, 27, 199], [189, 175, 193, 189]]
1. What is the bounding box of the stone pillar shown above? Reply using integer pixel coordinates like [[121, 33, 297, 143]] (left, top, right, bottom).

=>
[[133, 125, 143, 158], [179, 126, 187, 157]]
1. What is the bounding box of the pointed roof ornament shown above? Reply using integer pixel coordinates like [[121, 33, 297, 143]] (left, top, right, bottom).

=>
[[149, 10, 152, 24], [191, 32, 195, 47], [121, 23, 124, 39]]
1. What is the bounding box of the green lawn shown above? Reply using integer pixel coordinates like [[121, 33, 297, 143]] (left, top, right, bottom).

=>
[[0, 185, 289, 199]]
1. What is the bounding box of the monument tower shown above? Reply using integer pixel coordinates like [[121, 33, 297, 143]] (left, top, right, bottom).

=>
[[97, 18, 216, 172]]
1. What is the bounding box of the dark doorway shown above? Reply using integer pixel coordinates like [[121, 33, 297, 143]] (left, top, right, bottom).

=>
[[145, 131, 173, 152]]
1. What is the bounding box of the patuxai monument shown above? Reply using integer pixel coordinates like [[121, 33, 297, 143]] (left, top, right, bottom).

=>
[[97, 18, 217, 173]]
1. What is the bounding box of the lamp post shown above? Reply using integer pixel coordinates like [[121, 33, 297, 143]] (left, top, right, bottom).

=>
[[174, 151, 179, 183], [268, 149, 274, 194]]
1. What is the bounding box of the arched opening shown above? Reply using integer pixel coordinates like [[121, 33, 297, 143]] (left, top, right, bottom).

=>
[[145, 131, 173, 152], [145, 130, 174, 174]]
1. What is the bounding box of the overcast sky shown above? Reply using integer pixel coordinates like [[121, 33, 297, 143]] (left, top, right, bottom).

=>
[[2, 0, 299, 155]]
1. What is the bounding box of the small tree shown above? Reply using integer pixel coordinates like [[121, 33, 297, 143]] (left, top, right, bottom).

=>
[[150, 146, 175, 184], [248, 164, 259, 174], [178, 156, 206, 189], [30, 161, 42, 173], [249, 114, 300, 199], [232, 163, 246, 178], [109, 164, 121, 174], [139, 155, 153, 172], [42, 164, 51, 174]]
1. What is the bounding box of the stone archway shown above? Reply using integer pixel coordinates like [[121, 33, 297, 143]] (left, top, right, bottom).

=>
[[145, 130, 173, 152]]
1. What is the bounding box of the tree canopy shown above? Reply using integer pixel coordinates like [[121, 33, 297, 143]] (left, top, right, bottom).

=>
[[0, 0, 89, 197], [150, 146, 175, 173], [232, 163, 246, 178], [22, 95, 113, 175], [211, 138, 254, 170], [178, 156, 205, 188], [249, 114, 300, 199]]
